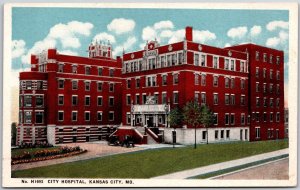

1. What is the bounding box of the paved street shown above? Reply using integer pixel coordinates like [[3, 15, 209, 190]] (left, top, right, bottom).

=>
[[213, 158, 289, 180]]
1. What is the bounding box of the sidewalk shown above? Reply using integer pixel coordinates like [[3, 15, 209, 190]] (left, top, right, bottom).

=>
[[152, 148, 288, 179]]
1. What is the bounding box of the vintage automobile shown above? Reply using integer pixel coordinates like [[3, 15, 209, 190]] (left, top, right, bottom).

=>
[[107, 135, 120, 146], [121, 135, 135, 148]]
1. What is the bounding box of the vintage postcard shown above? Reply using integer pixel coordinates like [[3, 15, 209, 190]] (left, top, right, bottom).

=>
[[2, 2, 298, 187]]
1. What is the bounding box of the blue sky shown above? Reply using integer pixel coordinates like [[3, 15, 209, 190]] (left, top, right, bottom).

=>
[[11, 7, 289, 105]]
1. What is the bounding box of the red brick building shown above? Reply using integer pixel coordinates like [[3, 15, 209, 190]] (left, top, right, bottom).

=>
[[17, 26, 285, 145]]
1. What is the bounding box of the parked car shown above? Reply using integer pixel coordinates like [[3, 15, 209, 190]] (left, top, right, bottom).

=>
[[107, 135, 120, 146], [121, 135, 135, 148]]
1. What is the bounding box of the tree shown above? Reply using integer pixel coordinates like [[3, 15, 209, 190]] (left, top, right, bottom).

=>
[[183, 101, 201, 149], [169, 107, 183, 128], [200, 105, 215, 144], [11, 122, 17, 146]]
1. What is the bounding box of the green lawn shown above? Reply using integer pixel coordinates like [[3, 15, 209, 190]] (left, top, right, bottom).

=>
[[12, 140, 288, 178], [12, 147, 59, 157]]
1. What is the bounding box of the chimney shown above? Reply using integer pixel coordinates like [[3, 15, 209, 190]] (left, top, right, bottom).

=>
[[185, 26, 193, 41]]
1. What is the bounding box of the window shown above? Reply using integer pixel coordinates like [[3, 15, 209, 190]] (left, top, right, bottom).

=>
[[126, 95, 131, 105], [109, 97, 115, 106], [276, 56, 280, 65], [72, 65, 77, 73], [230, 60, 235, 71], [202, 131, 207, 140], [201, 74, 206, 86], [230, 114, 235, 125], [109, 69, 114, 77], [195, 74, 199, 85], [58, 111, 64, 121], [241, 114, 245, 125], [136, 78, 140, 88], [256, 83, 260, 92], [85, 81, 90, 91], [214, 113, 218, 125], [255, 51, 260, 61], [225, 59, 229, 70], [161, 56, 166, 67], [276, 98, 280, 107], [270, 70, 273, 79], [225, 77, 229, 88], [24, 111, 32, 124], [143, 94, 147, 104], [26, 81, 32, 90], [178, 52, 183, 64], [85, 111, 90, 121], [213, 93, 218, 105], [270, 54, 273, 63], [241, 95, 245, 106], [154, 93, 159, 104], [136, 94, 140, 105], [255, 68, 259, 78], [231, 95, 235, 105], [85, 66, 91, 75], [97, 82, 103, 91], [58, 95, 64, 105], [109, 83, 114, 92], [37, 81, 43, 90], [72, 80, 78, 90], [194, 92, 199, 102], [269, 84, 273, 93], [270, 98, 274, 107], [173, 73, 179, 84], [72, 111, 77, 121], [276, 84, 280, 94], [201, 92, 206, 104], [215, 130, 219, 139], [72, 95, 78, 106], [213, 76, 218, 87], [263, 97, 267, 107], [276, 71, 280, 80], [263, 53, 267, 62], [58, 80, 64, 89], [230, 78, 235, 88], [269, 112, 274, 122], [225, 94, 230, 105], [194, 54, 199, 66], [97, 96, 103, 106], [109, 111, 114, 121], [263, 68, 266, 78], [263, 112, 267, 122], [173, 92, 179, 104], [35, 112, 44, 124], [200, 54, 206, 66], [85, 96, 90, 106], [226, 130, 230, 139], [255, 127, 260, 138], [241, 79, 245, 89], [225, 114, 230, 125], [240, 61, 245, 72], [256, 112, 260, 122], [58, 64, 64, 72], [263, 83, 267, 93], [256, 97, 260, 107], [162, 93, 167, 104], [98, 68, 103, 76], [162, 75, 167, 85], [36, 95, 43, 107], [276, 112, 280, 122], [97, 112, 102, 121], [127, 79, 131, 89], [24, 95, 32, 107], [213, 57, 219, 69], [221, 130, 224, 139]]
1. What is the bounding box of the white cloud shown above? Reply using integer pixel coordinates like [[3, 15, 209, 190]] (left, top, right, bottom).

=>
[[266, 37, 281, 47], [107, 18, 135, 35], [142, 26, 157, 41], [160, 30, 173, 38], [139, 43, 146, 50], [168, 29, 185, 44], [113, 36, 137, 56], [279, 30, 288, 41], [250, 25, 262, 37], [57, 50, 79, 56], [266, 20, 288, 31], [21, 21, 93, 65], [224, 43, 231, 47], [12, 40, 26, 59], [154, 20, 174, 30], [93, 32, 116, 44], [193, 30, 216, 43], [227, 26, 248, 39]]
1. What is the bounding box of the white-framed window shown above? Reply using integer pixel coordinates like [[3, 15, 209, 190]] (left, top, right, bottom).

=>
[[72, 95, 78, 106], [241, 79, 245, 89], [109, 69, 114, 77], [36, 95, 44, 107], [263, 97, 267, 107], [225, 94, 230, 105], [58, 79, 64, 89], [136, 78, 140, 88], [201, 92, 206, 104], [98, 67, 103, 76], [263, 83, 267, 93], [194, 92, 199, 102], [213, 56, 219, 69], [126, 95, 131, 105], [263, 68, 266, 78], [162, 92, 167, 104], [109, 96, 115, 107], [255, 127, 261, 138], [194, 53, 199, 66], [200, 54, 206, 66], [225, 59, 229, 70], [58, 95, 64, 105], [225, 77, 230, 88], [263, 112, 267, 122], [276, 71, 280, 80], [230, 114, 235, 125], [255, 51, 260, 61], [230, 78, 235, 88], [127, 79, 131, 89], [270, 112, 274, 122], [85, 81, 90, 91], [97, 112, 103, 121], [24, 111, 32, 124], [256, 97, 260, 107], [225, 113, 230, 125], [213, 76, 218, 87], [173, 73, 179, 85], [173, 91, 179, 104], [276, 112, 280, 122], [58, 111, 64, 121], [97, 82, 103, 91], [241, 113, 245, 125], [201, 74, 206, 86], [35, 111, 44, 124], [231, 94, 235, 105], [72, 111, 78, 121], [72, 65, 77, 73], [58, 64, 64, 72], [195, 73, 199, 85], [276, 98, 280, 107], [72, 80, 78, 90], [85, 66, 91, 75], [214, 113, 218, 125], [276, 56, 280, 65], [162, 74, 167, 86], [109, 83, 114, 92], [241, 95, 245, 106], [240, 61, 245, 72], [213, 93, 218, 105], [135, 94, 140, 105], [270, 54, 273, 63], [256, 82, 260, 92], [126, 113, 131, 125], [85, 96, 90, 106], [85, 111, 90, 121], [263, 53, 267, 62], [109, 111, 114, 121], [255, 67, 259, 78], [230, 59, 235, 71], [270, 69, 273, 79], [97, 96, 103, 106]]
